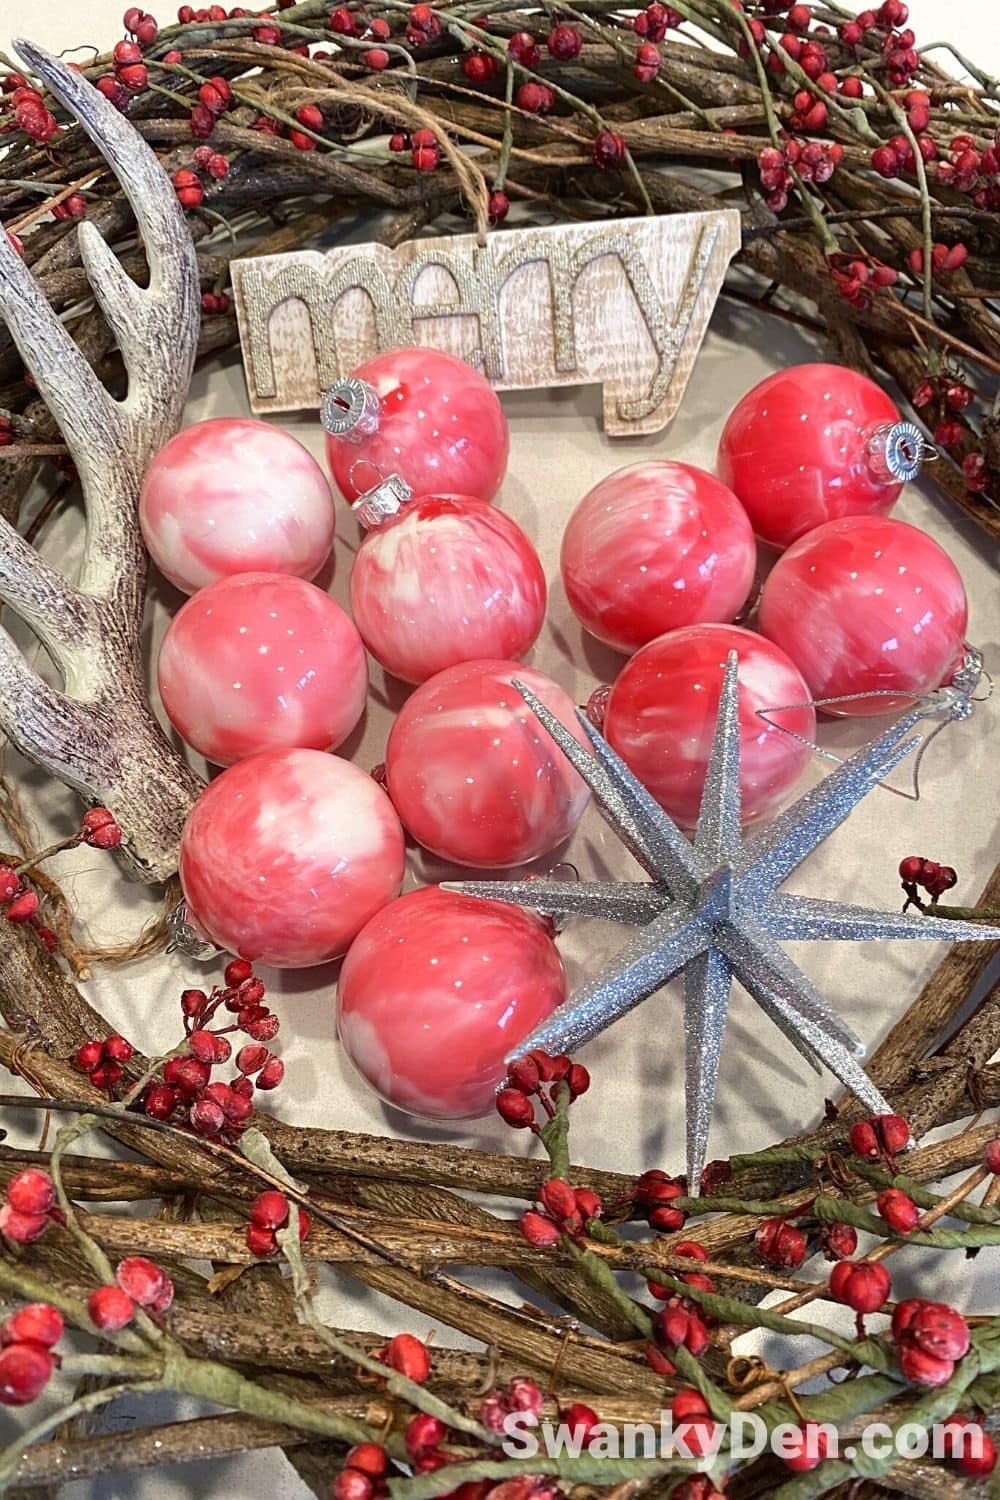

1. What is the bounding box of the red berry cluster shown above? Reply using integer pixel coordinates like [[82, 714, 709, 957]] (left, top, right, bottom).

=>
[[495, 1051, 589, 1131], [520, 1177, 602, 1248], [179, 4, 246, 21], [124, 7, 159, 44], [898, 854, 958, 902], [112, 38, 149, 95], [480, 1374, 544, 1433], [410, 127, 441, 171], [848, 1110, 910, 1169], [0, 808, 116, 944], [828, 252, 898, 310], [0, 1301, 62, 1407], [81, 806, 122, 849], [755, 1215, 807, 1270], [757, 139, 842, 212], [406, 4, 442, 47], [332, 1443, 390, 1500], [633, 3, 681, 41], [647, 1238, 714, 1301], [74, 1032, 134, 1092], [191, 72, 233, 139], [633, 1167, 687, 1233], [245, 1189, 311, 1258], [0, 1168, 61, 1246], [6, 83, 59, 144], [112, 958, 284, 1140], [907, 241, 968, 276], [634, 43, 661, 83], [648, 1294, 709, 1376], [88, 1255, 174, 1329], [774, 32, 829, 84], [52, 192, 88, 222], [937, 131, 1000, 205], [201, 288, 231, 314], [193, 140, 232, 176], [893, 1297, 969, 1386]]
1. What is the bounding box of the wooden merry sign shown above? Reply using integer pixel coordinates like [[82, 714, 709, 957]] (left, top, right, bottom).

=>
[[231, 211, 740, 437]]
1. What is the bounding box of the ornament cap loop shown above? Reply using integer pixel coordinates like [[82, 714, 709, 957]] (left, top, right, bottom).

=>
[[350, 468, 414, 528], [320, 376, 381, 443], [166, 901, 225, 962], [865, 420, 925, 484]]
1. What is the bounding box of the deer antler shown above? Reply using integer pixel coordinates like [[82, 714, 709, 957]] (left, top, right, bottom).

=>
[[0, 40, 203, 883]]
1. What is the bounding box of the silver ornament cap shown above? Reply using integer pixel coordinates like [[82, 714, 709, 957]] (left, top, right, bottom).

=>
[[866, 420, 925, 483], [320, 375, 381, 443]]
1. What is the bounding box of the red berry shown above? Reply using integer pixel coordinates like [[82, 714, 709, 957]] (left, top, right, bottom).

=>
[[0, 1343, 53, 1405], [871, 145, 899, 178], [405, 1412, 446, 1457], [366, 48, 390, 69], [562, 1402, 601, 1447], [236, 1044, 269, 1075], [507, 31, 539, 66], [380, 1332, 430, 1383], [506, 1056, 539, 1093], [547, 24, 582, 60], [0, 1304, 62, 1349], [822, 1222, 858, 1261], [88, 1285, 135, 1331], [0, 1205, 48, 1244], [7, 1170, 55, 1217], [829, 1259, 891, 1314], [5, 890, 39, 923], [172, 168, 204, 209], [520, 1209, 560, 1248], [256, 1056, 284, 1090], [634, 42, 660, 81], [574, 1187, 602, 1221], [143, 1084, 178, 1120], [116, 1256, 168, 1308], [592, 130, 627, 170], [114, 38, 143, 65], [225, 958, 253, 986], [246, 1223, 278, 1258], [105, 1035, 133, 1064], [877, 1187, 920, 1233], [515, 82, 554, 116], [943, 1417, 997, 1478], [463, 51, 497, 83], [250, 1191, 290, 1230], [190, 1094, 224, 1138], [538, 1179, 578, 1222], [487, 189, 510, 224], [80, 809, 122, 854], [163, 1056, 211, 1095], [496, 1088, 534, 1128], [566, 1063, 590, 1097], [783, 1423, 830, 1473], [985, 1139, 1000, 1174], [344, 1444, 389, 1479], [898, 855, 924, 882]]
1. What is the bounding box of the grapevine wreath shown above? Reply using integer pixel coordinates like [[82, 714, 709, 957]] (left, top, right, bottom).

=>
[[0, 2, 1000, 1498]]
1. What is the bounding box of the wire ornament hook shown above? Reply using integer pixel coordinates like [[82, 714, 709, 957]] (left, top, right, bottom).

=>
[[755, 645, 989, 802]]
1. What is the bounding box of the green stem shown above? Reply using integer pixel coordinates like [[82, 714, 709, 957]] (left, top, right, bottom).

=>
[[388, 1455, 690, 1500], [494, 58, 514, 192], [11, 837, 77, 876], [868, 75, 936, 325], [538, 1080, 572, 1179]]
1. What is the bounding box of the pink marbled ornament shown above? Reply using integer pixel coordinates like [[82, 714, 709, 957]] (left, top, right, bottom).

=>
[[157, 572, 367, 766], [385, 659, 590, 868], [757, 515, 969, 716], [351, 494, 546, 684], [560, 461, 757, 653], [140, 418, 335, 594], [179, 748, 405, 968], [338, 886, 566, 1118], [326, 347, 509, 505], [717, 363, 906, 550], [604, 624, 815, 828]]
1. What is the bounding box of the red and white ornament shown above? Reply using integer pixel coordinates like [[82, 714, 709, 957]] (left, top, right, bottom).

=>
[[604, 624, 815, 828], [157, 572, 367, 766], [338, 886, 566, 1118], [385, 659, 590, 867], [139, 418, 335, 594], [179, 747, 405, 967], [323, 347, 509, 505], [350, 491, 546, 684], [717, 363, 924, 550], [560, 460, 756, 653], [758, 515, 969, 715]]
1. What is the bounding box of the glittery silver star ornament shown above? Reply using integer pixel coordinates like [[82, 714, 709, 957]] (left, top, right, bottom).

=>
[[450, 652, 1000, 1194]]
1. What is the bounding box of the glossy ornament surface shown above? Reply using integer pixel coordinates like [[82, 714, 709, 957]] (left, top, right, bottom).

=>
[[324, 347, 509, 505], [157, 572, 367, 765], [717, 363, 922, 550], [140, 418, 335, 594], [385, 659, 590, 867], [338, 886, 566, 1118], [757, 515, 968, 716], [560, 461, 756, 652], [351, 494, 546, 684], [179, 748, 405, 968], [604, 623, 815, 827]]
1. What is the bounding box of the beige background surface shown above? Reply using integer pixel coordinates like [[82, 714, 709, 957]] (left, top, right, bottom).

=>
[[1, 3, 999, 1496]]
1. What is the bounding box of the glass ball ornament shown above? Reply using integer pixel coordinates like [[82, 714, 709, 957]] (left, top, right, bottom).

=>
[[757, 515, 969, 716], [384, 659, 590, 868], [337, 886, 567, 1118], [139, 418, 335, 594], [560, 460, 757, 652], [322, 347, 509, 505], [179, 748, 405, 968], [350, 491, 546, 684], [604, 623, 815, 828], [157, 572, 367, 766], [716, 363, 925, 550]]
